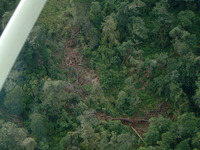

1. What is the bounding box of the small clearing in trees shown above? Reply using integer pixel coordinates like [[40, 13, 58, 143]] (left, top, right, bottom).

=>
[[61, 27, 99, 86]]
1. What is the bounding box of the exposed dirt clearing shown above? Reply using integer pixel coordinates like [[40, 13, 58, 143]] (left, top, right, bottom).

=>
[[61, 27, 99, 86]]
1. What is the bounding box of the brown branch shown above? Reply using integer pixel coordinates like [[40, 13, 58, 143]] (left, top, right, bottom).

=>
[[129, 123, 145, 143], [111, 118, 133, 123]]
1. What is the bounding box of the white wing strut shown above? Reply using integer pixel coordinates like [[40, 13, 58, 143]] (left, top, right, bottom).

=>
[[0, 0, 47, 91]]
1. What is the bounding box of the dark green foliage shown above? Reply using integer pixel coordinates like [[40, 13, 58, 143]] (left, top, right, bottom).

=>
[[169, 26, 197, 55], [40, 80, 68, 118], [89, 2, 104, 29], [78, 110, 136, 150], [0, 0, 18, 33], [178, 10, 195, 28], [30, 113, 48, 142], [151, 0, 174, 47], [144, 113, 200, 149], [175, 139, 191, 150], [4, 85, 24, 115], [144, 115, 172, 145]]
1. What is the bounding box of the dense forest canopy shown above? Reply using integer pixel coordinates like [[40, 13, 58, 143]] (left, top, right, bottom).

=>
[[0, 0, 200, 150]]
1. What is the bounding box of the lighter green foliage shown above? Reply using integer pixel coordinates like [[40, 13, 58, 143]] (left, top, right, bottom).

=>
[[129, 0, 146, 11], [21, 137, 37, 150], [169, 27, 196, 55], [98, 131, 109, 150], [128, 16, 148, 40], [116, 91, 127, 108], [70, 0, 91, 26], [102, 15, 120, 48], [91, 82, 103, 99], [80, 123, 99, 150], [178, 10, 195, 28], [0, 122, 36, 150], [169, 27, 183, 39], [156, 0, 169, 8], [124, 76, 136, 92], [192, 132, 200, 149], [27, 26, 42, 46], [90, 2, 101, 14], [43, 79, 66, 93], [116, 133, 136, 150], [79, 110, 98, 126]]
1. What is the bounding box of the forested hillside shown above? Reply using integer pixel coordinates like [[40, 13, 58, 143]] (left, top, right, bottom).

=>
[[0, 0, 200, 150]]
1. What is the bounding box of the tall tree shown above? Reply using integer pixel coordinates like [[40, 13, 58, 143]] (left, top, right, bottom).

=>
[[102, 15, 120, 48], [4, 85, 24, 115]]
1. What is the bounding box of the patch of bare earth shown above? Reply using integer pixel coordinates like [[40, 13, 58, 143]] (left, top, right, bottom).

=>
[[61, 27, 99, 97], [61, 27, 171, 142], [62, 46, 99, 85], [93, 101, 170, 143]]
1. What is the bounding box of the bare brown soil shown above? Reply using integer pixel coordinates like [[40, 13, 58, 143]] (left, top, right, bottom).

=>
[[61, 27, 170, 138], [94, 112, 149, 135], [93, 100, 170, 137], [61, 27, 99, 86]]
